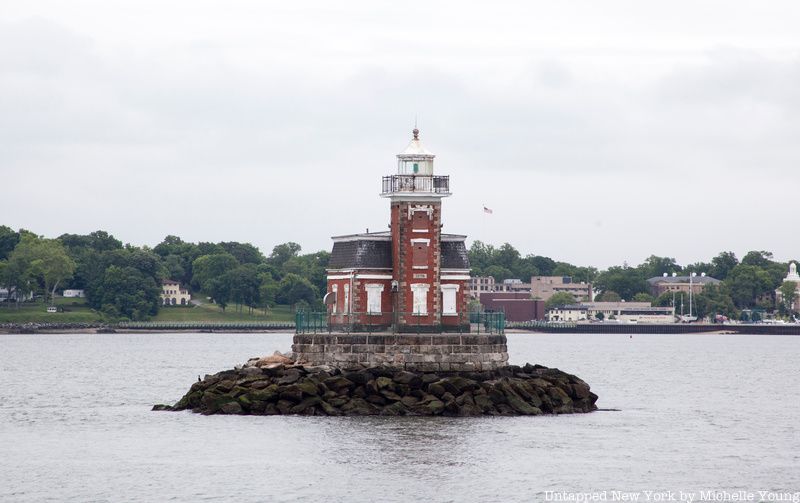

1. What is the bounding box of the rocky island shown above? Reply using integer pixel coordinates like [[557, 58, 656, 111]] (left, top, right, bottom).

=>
[[155, 353, 598, 416]]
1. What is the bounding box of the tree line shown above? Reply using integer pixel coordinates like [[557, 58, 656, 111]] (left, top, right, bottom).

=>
[[0, 226, 327, 320], [468, 241, 798, 319], [1, 226, 796, 321]]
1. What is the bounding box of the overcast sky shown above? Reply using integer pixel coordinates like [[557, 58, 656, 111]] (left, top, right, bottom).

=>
[[3, 1, 799, 269]]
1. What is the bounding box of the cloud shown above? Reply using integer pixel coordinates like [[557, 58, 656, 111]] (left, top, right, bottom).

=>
[[1, 7, 800, 268]]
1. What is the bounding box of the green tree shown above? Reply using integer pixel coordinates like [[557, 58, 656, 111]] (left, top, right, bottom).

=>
[[692, 284, 738, 320], [258, 273, 279, 312], [191, 253, 239, 291], [778, 281, 798, 315], [529, 255, 557, 276], [93, 265, 160, 320], [0, 226, 20, 260], [741, 250, 773, 268], [637, 255, 681, 279], [208, 276, 232, 312], [267, 242, 302, 270], [467, 241, 496, 276], [8, 235, 75, 305], [725, 264, 773, 308], [484, 265, 513, 282], [545, 292, 577, 310], [223, 264, 261, 313], [596, 290, 622, 302], [219, 242, 265, 265], [276, 273, 318, 308], [163, 255, 186, 282], [710, 251, 738, 280], [632, 292, 655, 304], [594, 266, 648, 300]]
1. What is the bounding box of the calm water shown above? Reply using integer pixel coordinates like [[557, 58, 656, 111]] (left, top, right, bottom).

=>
[[1, 332, 798, 502]]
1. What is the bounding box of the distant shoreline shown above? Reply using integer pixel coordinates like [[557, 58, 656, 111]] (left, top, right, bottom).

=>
[[2, 324, 798, 335]]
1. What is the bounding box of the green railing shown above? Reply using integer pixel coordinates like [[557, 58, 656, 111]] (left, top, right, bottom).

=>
[[117, 321, 295, 330], [506, 320, 578, 329], [295, 311, 504, 335]]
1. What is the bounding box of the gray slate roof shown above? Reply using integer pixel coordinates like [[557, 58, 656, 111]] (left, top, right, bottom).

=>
[[328, 233, 469, 270], [329, 240, 392, 269]]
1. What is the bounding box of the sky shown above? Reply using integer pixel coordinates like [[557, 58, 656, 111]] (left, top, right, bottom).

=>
[[2, 1, 799, 269]]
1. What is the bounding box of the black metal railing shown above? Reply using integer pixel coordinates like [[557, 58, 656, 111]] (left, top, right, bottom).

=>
[[295, 310, 504, 334], [381, 175, 450, 195]]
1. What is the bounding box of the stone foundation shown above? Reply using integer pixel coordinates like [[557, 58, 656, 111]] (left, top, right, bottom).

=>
[[292, 333, 509, 371]]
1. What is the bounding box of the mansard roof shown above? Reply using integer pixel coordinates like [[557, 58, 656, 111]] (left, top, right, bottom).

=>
[[328, 233, 469, 270]]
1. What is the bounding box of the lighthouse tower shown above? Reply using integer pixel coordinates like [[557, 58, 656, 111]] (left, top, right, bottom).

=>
[[383, 128, 456, 327], [296, 128, 508, 369], [324, 128, 470, 332]]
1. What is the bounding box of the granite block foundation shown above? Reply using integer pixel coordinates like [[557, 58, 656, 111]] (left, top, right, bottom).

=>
[[292, 333, 509, 371]]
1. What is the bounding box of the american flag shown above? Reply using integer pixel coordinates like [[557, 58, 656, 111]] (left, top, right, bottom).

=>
[[483, 206, 493, 214]]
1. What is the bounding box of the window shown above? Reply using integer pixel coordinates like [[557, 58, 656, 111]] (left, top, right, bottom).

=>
[[413, 162, 419, 173], [366, 284, 384, 314], [343, 284, 350, 314], [331, 285, 338, 314], [411, 283, 429, 315], [441, 284, 459, 315], [411, 238, 430, 268]]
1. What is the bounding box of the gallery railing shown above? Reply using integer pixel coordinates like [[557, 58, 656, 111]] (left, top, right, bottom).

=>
[[381, 175, 450, 195], [295, 310, 504, 335]]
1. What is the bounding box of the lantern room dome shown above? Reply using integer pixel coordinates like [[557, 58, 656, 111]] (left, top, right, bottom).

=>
[[397, 128, 435, 175], [398, 128, 435, 158]]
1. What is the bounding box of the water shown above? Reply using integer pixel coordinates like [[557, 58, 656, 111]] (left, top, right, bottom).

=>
[[1, 332, 798, 502]]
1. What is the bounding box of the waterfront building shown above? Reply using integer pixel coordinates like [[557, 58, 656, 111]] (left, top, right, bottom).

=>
[[469, 276, 496, 299], [479, 292, 545, 322], [547, 301, 675, 323], [324, 129, 470, 330], [497, 279, 533, 293], [775, 262, 800, 312], [0, 288, 34, 302], [161, 279, 191, 306], [647, 274, 721, 297], [530, 276, 593, 302]]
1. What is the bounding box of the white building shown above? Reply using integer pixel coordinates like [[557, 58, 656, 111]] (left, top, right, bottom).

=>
[[0, 288, 34, 302], [161, 280, 191, 306], [62, 289, 85, 298], [776, 262, 800, 312], [547, 301, 676, 323]]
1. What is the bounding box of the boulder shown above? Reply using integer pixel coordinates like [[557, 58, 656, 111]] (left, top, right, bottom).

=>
[[160, 361, 597, 416], [256, 351, 293, 366]]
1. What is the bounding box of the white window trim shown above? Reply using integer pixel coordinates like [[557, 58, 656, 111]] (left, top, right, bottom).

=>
[[410, 238, 431, 244], [410, 283, 430, 315], [441, 284, 460, 316], [365, 284, 384, 314]]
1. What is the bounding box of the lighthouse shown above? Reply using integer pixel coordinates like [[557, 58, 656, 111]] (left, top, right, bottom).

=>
[[325, 128, 471, 331]]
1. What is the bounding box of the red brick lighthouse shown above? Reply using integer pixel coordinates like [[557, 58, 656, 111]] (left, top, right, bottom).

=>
[[325, 128, 471, 331]]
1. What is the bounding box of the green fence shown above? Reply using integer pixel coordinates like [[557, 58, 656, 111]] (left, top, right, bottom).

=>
[[117, 321, 295, 330], [295, 311, 504, 335]]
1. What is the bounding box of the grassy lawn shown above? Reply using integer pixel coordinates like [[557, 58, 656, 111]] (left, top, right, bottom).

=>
[[151, 303, 295, 322], [0, 297, 102, 323], [0, 297, 296, 324]]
